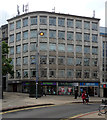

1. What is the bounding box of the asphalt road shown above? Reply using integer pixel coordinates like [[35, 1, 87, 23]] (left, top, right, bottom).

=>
[[2, 103, 100, 119]]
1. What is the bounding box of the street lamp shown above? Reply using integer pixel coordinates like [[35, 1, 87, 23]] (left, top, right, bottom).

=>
[[35, 31, 44, 99]]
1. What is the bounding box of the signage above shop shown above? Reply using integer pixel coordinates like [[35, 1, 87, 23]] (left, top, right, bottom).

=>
[[41, 82, 56, 85], [80, 83, 98, 86], [58, 82, 78, 86]]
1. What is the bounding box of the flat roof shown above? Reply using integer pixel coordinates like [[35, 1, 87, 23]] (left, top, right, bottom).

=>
[[7, 11, 100, 22]]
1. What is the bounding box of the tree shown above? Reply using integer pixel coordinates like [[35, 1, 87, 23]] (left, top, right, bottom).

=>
[[2, 41, 14, 76]]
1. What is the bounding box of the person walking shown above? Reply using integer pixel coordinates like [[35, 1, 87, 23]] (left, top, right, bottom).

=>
[[82, 91, 86, 104], [85, 92, 89, 104], [74, 89, 78, 99]]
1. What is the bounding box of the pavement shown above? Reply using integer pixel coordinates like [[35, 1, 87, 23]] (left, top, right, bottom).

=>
[[0, 92, 106, 119]]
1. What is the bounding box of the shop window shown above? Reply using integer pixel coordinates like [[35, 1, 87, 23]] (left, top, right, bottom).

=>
[[40, 69, 47, 77], [49, 70, 56, 77], [76, 70, 82, 78], [49, 56, 56, 64], [40, 56, 47, 64]]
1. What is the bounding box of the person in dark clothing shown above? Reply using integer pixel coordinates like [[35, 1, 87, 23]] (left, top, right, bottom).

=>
[[74, 89, 78, 99], [85, 92, 89, 104]]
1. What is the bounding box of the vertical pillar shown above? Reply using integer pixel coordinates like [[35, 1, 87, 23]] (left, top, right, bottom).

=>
[[0, 45, 2, 99]]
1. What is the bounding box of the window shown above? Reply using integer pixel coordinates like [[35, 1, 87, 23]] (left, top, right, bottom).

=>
[[30, 29, 37, 38], [92, 58, 98, 66], [30, 16, 37, 25], [84, 33, 90, 42], [49, 30, 56, 39], [58, 70, 65, 77], [40, 16, 47, 25], [58, 18, 65, 27], [76, 20, 82, 29], [16, 70, 21, 78], [76, 33, 82, 41], [23, 18, 28, 27], [39, 43, 47, 51], [67, 57, 74, 65], [76, 45, 82, 53], [49, 70, 56, 77], [92, 22, 98, 31], [23, 69, 28, 78], [16, 20, 21, 29], [23, 44, 28, 52], [84, 46, 90, 54], [67, 44, 74, 52], [10, 58, 14, 65], [58, 44, 65, 51], [49, 43, 56, 51], [67, 32, 73, 40], [16, 45, 21, 54], [10, 47, 14, 54], [23, 57, 28, 65], [23, 31, 28, 40], [31, 69, 36, 77], [58, 31, 65, 39], [10, 34, 14, 43], [67, 19, 74, 28], [84, 70, 90, 78], [76, 70, 82, 78], [84, 21, 90, 30], [76, 58, 82, 66], [30, 43, 36, 51], [16, 32, 21, 41], [30, 55, 36, 64], [16, 57, 21, 65], [10, 22, 14, 31], [40, 29, 47, 38], [92, 34, 98, 43], [40, 56, 47, 64], [49, 17, 56, 26], [84, 58, 90, 66], [92, 71, 98, 78], [40, 69, 47, 77], [49, 56, 56, 64], [58, 57, 65, 65], [92, 47, 98, 54], [67, 69, 74, 78]]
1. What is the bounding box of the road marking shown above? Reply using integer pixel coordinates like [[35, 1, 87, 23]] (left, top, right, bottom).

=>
[[0, 104, 56, 115]]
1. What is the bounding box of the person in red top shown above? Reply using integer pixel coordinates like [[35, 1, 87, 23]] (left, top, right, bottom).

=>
[[82, 91, 86, 104]]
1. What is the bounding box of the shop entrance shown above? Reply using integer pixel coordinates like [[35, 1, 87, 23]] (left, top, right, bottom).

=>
[[13, 84, 17, 92], [104, 88, 107, 98], [43, 86, 56, 95]]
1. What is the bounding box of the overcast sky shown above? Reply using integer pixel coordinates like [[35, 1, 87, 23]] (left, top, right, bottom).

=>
[[0, 0, 106, 27]]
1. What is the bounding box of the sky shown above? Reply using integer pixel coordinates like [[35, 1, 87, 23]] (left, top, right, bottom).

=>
[[0, 0, 106, 27]]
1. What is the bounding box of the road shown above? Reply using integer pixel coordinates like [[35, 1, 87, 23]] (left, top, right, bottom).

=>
[[2, 103, 100, 119]]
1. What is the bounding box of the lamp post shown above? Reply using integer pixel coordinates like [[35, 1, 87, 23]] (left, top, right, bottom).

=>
[[35, 32, 44, 99]]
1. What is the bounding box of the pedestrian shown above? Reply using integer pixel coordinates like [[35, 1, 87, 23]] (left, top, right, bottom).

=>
[[85, 92, 89, 104], [74, 89, 78, 99], [82, 91, 86, 104]]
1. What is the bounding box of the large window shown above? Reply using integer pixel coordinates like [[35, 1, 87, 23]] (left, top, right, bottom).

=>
[[30, 16, 37, 25], [84, 58, 90, 66], [76, 33, 82, 41], [10, 22, 14, 31], [49, 69, 56, 77], [30, 69, 36, 77], [58, 18, 65, 27], [40, 56, 47, 64], [23, 69, 28, 78], [16, 20, 21, 29], [49, 17, 56, 26], [16, 70, 21, 78], [84, 70, 90, 78], [76, 45, 82, 53], [30, 29, 37, 38], [76, 58, 82, 66], [30, 55, 36, 64], [76, 20, 82, 29], [49, 43, 56, 51], [84, 46, 90, 54], [23, 18, 28, 27], [67, 69, 74, 78], [58, 44, 65, 51], [67, 57, 74, 65], [39, 43, 47, 51], [67, 32, 73, 40], [16, 45, 21, 54], [92, 22, 98, 31], [67, 19, 74, 28], [16, 32, 21, 41], [84, 21, 90, 30], [58, 57, 65, 65], [92, 71, 98, 78], [23, 57, 28, 65], [40, 16, 47, 25], [10, 47, 14, 54], [30, 43, 36, 51], [76, 70, 82, 78], [16, 57, 21, 65], [10, 34, 14, 43], [92, 47, 98, 55], [58, 70, 65, 77], [23, 44, 28, 52], [49, 56, 56, 64], [23, 31, 28, 40], [67, 44, 74, 52], [84, 33, 90, 42], [49, 30, 56, 39], [58, 31, 65, 39], [92, 34, 98, 43], [40, 69, 47, 77], [92, 58, 98, 66]]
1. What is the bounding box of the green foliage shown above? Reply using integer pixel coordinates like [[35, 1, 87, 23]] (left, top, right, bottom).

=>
[[2, 41, 14, 76]]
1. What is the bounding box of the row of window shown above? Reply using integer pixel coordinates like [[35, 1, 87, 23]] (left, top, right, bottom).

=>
[[13, 69, 98, 79], [9, 16, 98, 31], [10, 44, 98, 54], [11, 56, 98, 66], [10, 30, 98, 42]]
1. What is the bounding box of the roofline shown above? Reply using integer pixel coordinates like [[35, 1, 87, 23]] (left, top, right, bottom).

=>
[[7, 11, 100, 22]]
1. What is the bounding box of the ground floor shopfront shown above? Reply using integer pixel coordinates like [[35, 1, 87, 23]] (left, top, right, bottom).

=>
[[7, 80, 100, 97], [100, 83, 107, 97]]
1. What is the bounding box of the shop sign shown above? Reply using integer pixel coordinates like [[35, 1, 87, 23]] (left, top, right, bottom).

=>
[[23, 82, 30, 86], [41, 82, 56, 85], [80, 83, 98, 86], [59, 82, 78, 86]]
